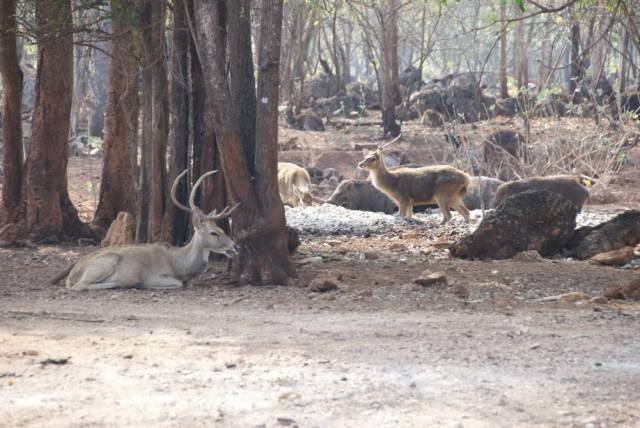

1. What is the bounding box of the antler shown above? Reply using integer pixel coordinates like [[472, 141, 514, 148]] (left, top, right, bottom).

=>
[[207, 202, 241, 221], [378, 134, 402, 151], [170, 169, 192, 212], [188, 170, 241, 221]]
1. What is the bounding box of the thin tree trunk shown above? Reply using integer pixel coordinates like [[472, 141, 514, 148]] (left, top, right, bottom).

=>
[[538, 15, 551, 92], [620, 28, 630, 93], [93, 1, 140, 233], [0, 0, 23, 225], [89, 40, 109, 138], [380, 0, 400, 137], [569, 21, 581, 93], [499, 1, 509, 99]]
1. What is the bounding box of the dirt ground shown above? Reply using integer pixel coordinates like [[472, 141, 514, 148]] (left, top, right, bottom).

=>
[[1, 117, 640, 427]]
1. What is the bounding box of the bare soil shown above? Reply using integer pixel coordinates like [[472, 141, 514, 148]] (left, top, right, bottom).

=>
[[1, 117, 640, 427]]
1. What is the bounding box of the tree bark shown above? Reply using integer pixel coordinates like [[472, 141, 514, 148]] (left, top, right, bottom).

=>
[[93, 1, 140, 233], [88, 39, 109, 138], [192, 0, 295, 284], [569, 21, 581, 94], [380, 0, 400, 137], [0, 0, 23, 225], [499, 1, 509, 99], [137, 0, 168, 243], [20, 0, 89, 241]]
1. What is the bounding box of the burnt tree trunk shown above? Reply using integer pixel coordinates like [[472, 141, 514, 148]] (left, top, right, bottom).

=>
[[93, 1, 140, 233], [20, 0, 89, 241], [0, 0, 24, 225], [162, 0, 190, 245], [193, 0, 295, 284]]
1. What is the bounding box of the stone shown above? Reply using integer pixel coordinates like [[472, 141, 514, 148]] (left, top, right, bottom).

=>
[[414, 271, 447, 287], [589, 296, 609, 304], [452, 284, 469, 299], [589, 247, 635, 266], [567, 211, 640, 260], [402, 232, 419, 240], [286, 226, 301, 254], [512, 250, 544, 262], [309, 276, 339, 293], [364, 251, 379, 260], [560, 291, 591, 303], [603, 278, 640, 301], [101, 212, 135, 247], [451, 190, 578, 260]]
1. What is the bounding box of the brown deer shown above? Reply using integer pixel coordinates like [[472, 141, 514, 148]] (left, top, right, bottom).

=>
[[278, 162, 314, 207], [63, 170, 240, 290], [357, 135, 471, 224]]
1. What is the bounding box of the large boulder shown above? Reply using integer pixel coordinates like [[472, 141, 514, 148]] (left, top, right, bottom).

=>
[[311, 93, 361, 118], [463, 176, 503, 210], [566, 210, 640, 260], [450, 190, 578, 259], [327, 179, 396, 214]]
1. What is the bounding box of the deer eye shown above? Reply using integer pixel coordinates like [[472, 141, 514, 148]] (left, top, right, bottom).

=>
[[210, 231, 219, 237]]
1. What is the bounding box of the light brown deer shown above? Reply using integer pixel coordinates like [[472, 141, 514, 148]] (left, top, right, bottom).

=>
[[64, 170, 240, 290], [278, 162, 314, 207], [357, 135, 471, 224]]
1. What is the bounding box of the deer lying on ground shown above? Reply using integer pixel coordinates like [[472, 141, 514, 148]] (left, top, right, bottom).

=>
[[63, 170, 240, 290], [357, 135, 471, 224], [493, 174, 593, 210], [278, 162, 314, 207]]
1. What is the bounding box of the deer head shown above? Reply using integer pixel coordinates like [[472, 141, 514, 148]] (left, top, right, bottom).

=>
[[357, 134, 402, 171], [171, 170, 241, 257]]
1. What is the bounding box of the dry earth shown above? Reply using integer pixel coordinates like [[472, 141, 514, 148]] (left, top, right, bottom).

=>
[[1, 117, 640, 427]]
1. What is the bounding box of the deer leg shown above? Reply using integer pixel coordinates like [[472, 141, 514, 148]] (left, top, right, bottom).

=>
[[435, 196, 453, 225], [141, 276, 183, 289], [451, 198, 471, 223], [70, 282, 128, 291], [398, 200, 413, 218]]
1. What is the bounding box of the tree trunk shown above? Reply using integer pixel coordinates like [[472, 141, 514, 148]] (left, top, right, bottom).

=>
[[193, 0, 295, 284], [88, 40, 109, 138], [162, 0, 190, 245], [93, 1, 140, 233], [538, 15, 551, 92], [619, 28, 630, 93], [0, 0, 24, 225], [380, 0, 400, 137], [21, 0, 89, 241], [499, 1, 509, 99], [387, 0, 401, 105], [136, 0, 168, 243], [228, 0, 257, 171], [569, 21, 581, 94]]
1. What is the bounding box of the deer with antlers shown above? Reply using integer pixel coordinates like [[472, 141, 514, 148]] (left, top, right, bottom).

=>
[[357, 135, 471, 224], [63, 170, 240, 290]]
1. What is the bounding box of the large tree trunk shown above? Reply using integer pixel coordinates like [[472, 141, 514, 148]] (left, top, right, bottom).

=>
[[92, 1, 140, 233], [20, 0, 89, 241], [162, 0, 190, 245], [0, 0, 24, 225], [380, 0, 400, 137], [193, 0, 295, 284]]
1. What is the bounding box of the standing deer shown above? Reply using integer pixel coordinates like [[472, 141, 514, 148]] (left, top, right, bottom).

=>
[[357, 135, 471, 224], [64, 170, 240, 290]]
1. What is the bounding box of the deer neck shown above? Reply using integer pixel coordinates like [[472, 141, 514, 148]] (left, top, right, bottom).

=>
[[370, 162, 394, 190], [172, 232, 210, 280]]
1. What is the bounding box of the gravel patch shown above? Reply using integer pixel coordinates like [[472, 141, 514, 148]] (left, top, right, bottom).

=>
[[285, 204, 619, 236]]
